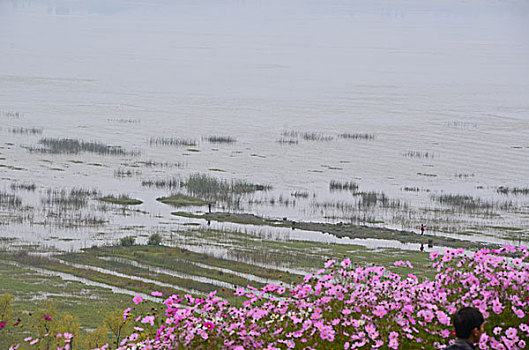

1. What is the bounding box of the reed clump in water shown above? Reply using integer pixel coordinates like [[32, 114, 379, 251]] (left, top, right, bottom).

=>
[[0, 192, 22, 209], [432, 194, 514, 213], [276, 138, 298, 145], [338, 133, 375, 140], [142, 177, 180, 189], [42, 187, 100, 210], [329, 180, 359, 192], [10, 183, 36, 191], [497, 186, 529, 195], [184, 174, 270, 199], [114, 168, 141, 178], [9, 127, 43, 135], [403, 151, 435, 159], [204, 136, 236, 144], [26, 138, 137, 156]]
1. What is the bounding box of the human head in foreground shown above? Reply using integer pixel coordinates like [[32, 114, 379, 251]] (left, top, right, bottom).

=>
[[445, 306, 485, 349]]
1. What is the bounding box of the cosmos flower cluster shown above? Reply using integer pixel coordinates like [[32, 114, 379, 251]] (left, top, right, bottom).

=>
[[10, 244, 529, 349]]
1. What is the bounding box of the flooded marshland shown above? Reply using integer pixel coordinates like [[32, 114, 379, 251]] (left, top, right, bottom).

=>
[[0, 0, 528, 267]]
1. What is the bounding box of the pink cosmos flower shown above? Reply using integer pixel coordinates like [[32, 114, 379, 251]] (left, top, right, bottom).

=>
[[123, 307, 132, 321], [388, 338, 399, 349], [151, 291, 163, 297], [133, 295, 143, 304], [141, 315, 155, 326], [204, 321, 215, 330], [513, 307, 525, 319], [324, 259, 335, 268], [43, 314, 52, 321], [505, 327, 518, 339], [340, 258, 351, 268]]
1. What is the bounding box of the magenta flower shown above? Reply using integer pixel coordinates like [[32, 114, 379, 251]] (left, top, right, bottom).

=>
[[123, 307, 132, 321], [0, 321, 6, 330], [133, 295, 143, 304], [43, 315, 52, 321], [151, 291, 163, 297]]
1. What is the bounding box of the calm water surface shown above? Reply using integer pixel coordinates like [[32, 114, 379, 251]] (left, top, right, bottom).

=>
[[0, 0, 528, 251]]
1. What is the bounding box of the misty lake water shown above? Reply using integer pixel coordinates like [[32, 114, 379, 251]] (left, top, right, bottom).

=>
[[0, 0, 528, 252]]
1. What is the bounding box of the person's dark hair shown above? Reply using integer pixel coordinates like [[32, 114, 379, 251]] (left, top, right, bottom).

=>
[[453, 307, 484, 338]]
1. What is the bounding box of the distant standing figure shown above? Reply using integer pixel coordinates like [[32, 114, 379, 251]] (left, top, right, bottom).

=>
[[208, 202, 212, 214], [421, 224, 425, 235], [420, 243, 424, 252]]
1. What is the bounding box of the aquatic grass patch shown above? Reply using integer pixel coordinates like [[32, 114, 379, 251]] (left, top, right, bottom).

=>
[[338, 132, 375, 140], [42, 187, 100, 210], [114, 168, 141, 178], [280, 130, 333, 141], [204, 136, 236, 144], [0, 192, 22, 209], [8, 127, 43, 135], [290, 191, 309, 198], [329, 180, 359, 192], [144, 174, 271, 207], [142, 177, 180, 189], [100, 195, 143, 205], [276, 138, 298, 145], [156, 193, 209, 207], [134, 160, 186, 168], [9, 183, 37, 192], [497, 186, 529, 195], [432, 194, 514, 213], [24, 138, 138, 156], [403, 151, 435, 159], [184, 173, 270, 198], [149, 137, 197, 147]]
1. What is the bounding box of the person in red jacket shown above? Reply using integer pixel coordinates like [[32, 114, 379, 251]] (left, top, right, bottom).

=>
[[445, 307, 485, 350], [421, 224, 425, 235]]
